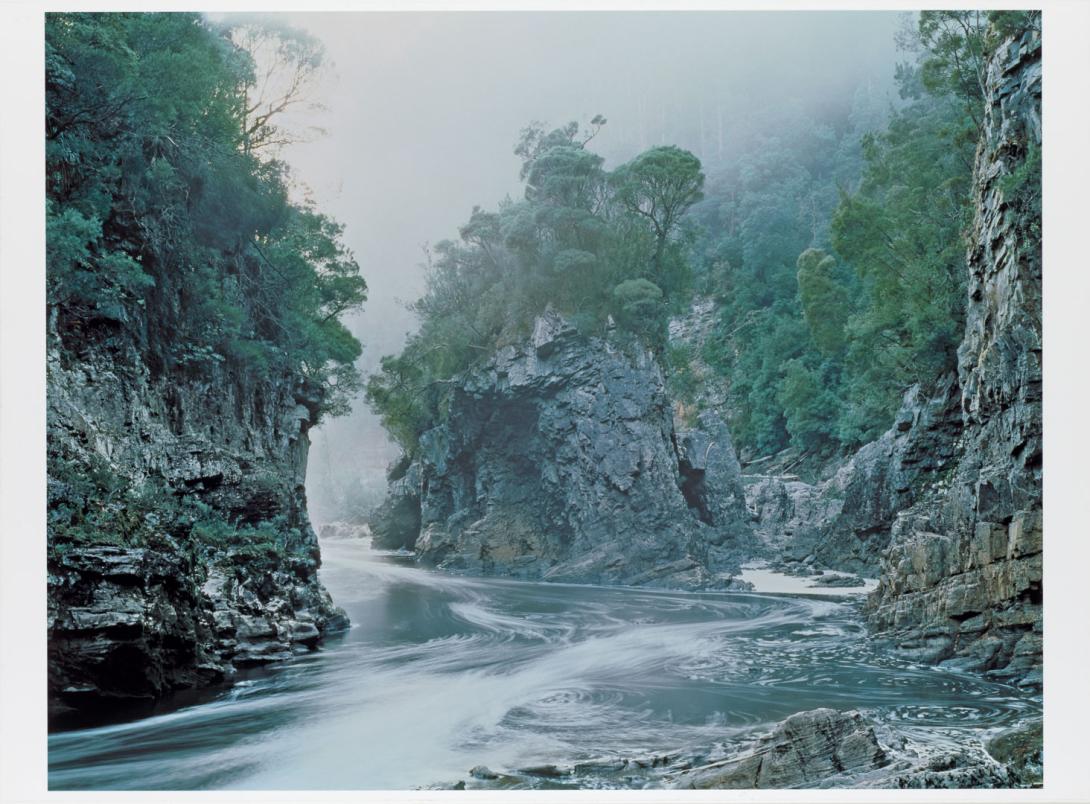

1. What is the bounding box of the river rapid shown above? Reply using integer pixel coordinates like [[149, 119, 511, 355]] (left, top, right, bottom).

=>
[[48, 537, 1041, 790]]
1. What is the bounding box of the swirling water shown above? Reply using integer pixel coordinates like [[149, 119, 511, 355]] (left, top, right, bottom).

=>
[[49, 538, 1041, 790]]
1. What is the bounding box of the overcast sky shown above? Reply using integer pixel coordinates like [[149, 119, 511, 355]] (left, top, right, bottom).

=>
[[253, 11, 904, 519]]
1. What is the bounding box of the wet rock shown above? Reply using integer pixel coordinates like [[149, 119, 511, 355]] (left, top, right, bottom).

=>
[[674, 410, 751, 544], [573, 758, 629, 775], [673, 709, 888, 789], [881, 752, 1015, 789], [517, 764, 568, 778], [47, 306, 345, 720], [375, 309, 755, 587], [985, 720, 1043, 786]]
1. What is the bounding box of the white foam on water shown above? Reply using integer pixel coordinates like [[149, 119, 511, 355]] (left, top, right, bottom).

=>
[[738, 561, 879, 597]]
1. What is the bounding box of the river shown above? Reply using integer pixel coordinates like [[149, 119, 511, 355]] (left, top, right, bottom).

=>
[[48, 537, 1041, 790]]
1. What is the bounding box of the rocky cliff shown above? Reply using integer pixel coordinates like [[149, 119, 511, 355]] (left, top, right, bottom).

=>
[[369, 27, 1042, 684], [865, 28, 1042, 685], [745, 377, 963, 575], [47, 316, 347, 721], [738, 29, 1042, 685], [370, 313, 754, 587]]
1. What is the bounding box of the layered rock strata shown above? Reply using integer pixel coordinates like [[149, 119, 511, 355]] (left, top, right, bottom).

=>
[[48, 325, 346, 720], [865, 28, 1042, 685]]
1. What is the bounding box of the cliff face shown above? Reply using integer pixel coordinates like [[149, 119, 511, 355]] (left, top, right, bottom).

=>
[[864, 29, 1042, 685], [370, 313, 754, 588], [47, 318, 346, 719], [745, 378, 963, 574]]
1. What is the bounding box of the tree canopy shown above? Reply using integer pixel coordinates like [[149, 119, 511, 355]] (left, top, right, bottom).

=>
[[689, 10, 1039, 457], [46, 12, 366, 421], [367, 122, 705, 452]]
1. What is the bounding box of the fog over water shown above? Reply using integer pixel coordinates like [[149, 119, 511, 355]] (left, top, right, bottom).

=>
[[263, 11, 904, 519]]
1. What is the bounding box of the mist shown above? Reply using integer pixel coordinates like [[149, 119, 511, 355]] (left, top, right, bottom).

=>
[[266, 11, 906, 522]]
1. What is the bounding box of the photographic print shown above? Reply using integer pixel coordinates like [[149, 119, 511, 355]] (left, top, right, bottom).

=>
[[37, 6, 1045, 793]]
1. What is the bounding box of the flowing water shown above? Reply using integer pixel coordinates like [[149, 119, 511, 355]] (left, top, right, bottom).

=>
[[49, 537, 1041, 790]]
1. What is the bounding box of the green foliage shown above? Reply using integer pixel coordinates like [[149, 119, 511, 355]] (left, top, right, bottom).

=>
[[46, 12, 365, 423], [368, 120, 705, 452], [777, 358, 843, 455], [612, 278, 665, 341], [796, 248, 850, 356], [693, 103, 870, 455], [664, 341, 701, 416], [912, 11, 990, 131], [693, 10, 1039, 458], [48, 447, 295, 567], [612, 145, 705, 286], [829, 85, 973, 432]]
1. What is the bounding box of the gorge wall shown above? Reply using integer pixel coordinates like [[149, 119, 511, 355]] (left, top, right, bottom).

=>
[[741, 28, 1042, 685], [370, 313, 755, 588], [47, 315, 347, 720], [864, 28, 1042, 685]]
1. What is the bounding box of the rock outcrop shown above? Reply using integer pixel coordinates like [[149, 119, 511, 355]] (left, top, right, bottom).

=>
[[745, 378, 962, 574], [865, 28, 1042, 685], [370, 312, 755, 587], [737, 29, 1042, 687], [368, 458, 422, 550], [48, 321, 346, 721], [671, 708, 1024, 790], [674, 709, 889, 789]]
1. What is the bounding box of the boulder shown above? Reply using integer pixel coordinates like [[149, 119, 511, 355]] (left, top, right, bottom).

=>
[[674, 709, 888, 789]]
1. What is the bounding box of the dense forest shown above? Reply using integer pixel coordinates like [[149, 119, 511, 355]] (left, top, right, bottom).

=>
[[367, 10, 1040, 464]]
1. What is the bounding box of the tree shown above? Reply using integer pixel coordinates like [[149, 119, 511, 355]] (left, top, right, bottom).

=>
[[46, 12, 365, 425], [367, 123, 707, 453], [796, 248, 851, 356], [612, 145, 705, 277], [830, 86, 972, 426], [221, 15, 328, 155]]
